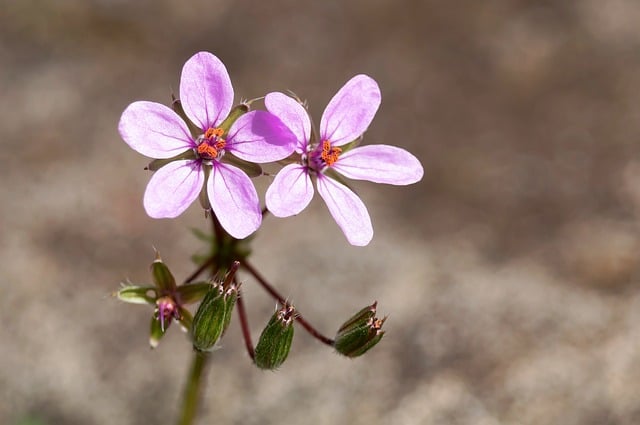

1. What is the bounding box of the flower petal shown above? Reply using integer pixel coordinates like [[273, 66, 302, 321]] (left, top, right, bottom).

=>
[[226, 111, 297, 163], [333, 145, 424, 185], [143, 160, 204, 218], [119, 101, 194, 159], [179, 51, 233, 130], [320, 75, 381, 146], [316, 174, 373, 246], [265, 92, 311, 153], [208, 163, 261, 239], [265, 164, 314, 217]]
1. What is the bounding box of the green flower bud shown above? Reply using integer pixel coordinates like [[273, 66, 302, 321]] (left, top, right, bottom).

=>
[[191, 285, 226, 351], [254, 304, 295, 370], [334, 302, 386, 357], [191, 282, 238, 351]]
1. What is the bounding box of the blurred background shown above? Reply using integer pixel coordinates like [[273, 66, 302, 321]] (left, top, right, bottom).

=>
[[2, 0, 640, 424]]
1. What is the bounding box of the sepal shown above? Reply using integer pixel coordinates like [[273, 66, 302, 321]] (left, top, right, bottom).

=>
[[219, 103, 249, 133], [175, 282, 213, 305], [145, 149, 197, 172], [151, 252, 178, 292], [223, 154, 263, 178], [171, 96, 201, 138], [115, 285, 156, 305], [150, 314, 168, 349]]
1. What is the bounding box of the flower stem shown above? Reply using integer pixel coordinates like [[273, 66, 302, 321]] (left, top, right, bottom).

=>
[[177, 351, 209, 425], [241, 260, 335, 346], [183, 255, 216, 284], [235, 283, 255, 360]]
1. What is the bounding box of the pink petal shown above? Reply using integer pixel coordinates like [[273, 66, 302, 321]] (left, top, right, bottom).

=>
[[143, 160, 204, 218], [264, 92, 311, 153], [316, 174, 373, 246], [320, 75, 381, 146], [333, 145, 424, 185], [265, 164, 314, 217], [179, 52, 233, 130], [208, 163, 261, 239], [226, 111, 297, 163], [119, 101, 194, 159]]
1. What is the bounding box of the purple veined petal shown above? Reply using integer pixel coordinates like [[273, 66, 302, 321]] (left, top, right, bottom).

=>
[[333, 145, 424, 185], [207, 162, 261, 239], [316, 174, 373, 246], [265, 164, 314, 217], [119, 101, 195, 159], [320, 74, 381, 146], [179, 51, 234, 131], [143, 160, 204, 218], [226, 111, 297, 163], [265, 92, 311, 153]]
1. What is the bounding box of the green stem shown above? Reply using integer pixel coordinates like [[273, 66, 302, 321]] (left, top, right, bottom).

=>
[[177, 351, 209, 425]]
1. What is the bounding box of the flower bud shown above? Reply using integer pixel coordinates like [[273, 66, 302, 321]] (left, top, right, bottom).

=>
[[254, 304, 295, 370], [334, 302, 385, 357], [191, 283, 238, 351], [191, 285, 226, 351]]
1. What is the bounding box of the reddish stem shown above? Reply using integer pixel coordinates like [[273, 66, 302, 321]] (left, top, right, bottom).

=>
[[234, 283, 255, 360], [241, 260, 335, 346]]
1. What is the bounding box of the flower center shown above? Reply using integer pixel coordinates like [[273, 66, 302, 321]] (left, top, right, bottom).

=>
[[156, 296, 181, 331], [309, 140, 342, 172], [319, 140, 342, 167], [196, 127, 226, 160]]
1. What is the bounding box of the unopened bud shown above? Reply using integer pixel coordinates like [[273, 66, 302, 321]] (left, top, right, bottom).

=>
[[254, 304, 295, 370], [191, 285, 225, 351], [191, 282, 238, 351], [334, 302, 385, 357]]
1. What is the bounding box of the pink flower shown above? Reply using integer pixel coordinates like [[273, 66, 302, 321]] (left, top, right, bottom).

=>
[[119, 52, 296, 239], [265, 75, 423, 246]]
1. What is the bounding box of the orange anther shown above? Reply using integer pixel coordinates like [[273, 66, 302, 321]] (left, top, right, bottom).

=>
[[197, 143, 219, 158], [204, 127, 224, 140], [320, 141, 342, 166]]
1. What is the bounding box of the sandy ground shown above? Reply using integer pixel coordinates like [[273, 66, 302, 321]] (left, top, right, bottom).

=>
[[2, 1, 640, 424]]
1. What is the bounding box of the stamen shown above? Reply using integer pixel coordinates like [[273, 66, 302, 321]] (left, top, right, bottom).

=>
[[320, 140, 342, 166], [197, 127, 227, 159], [204, 127, 224, 140], [197, 143, 220, 158]]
